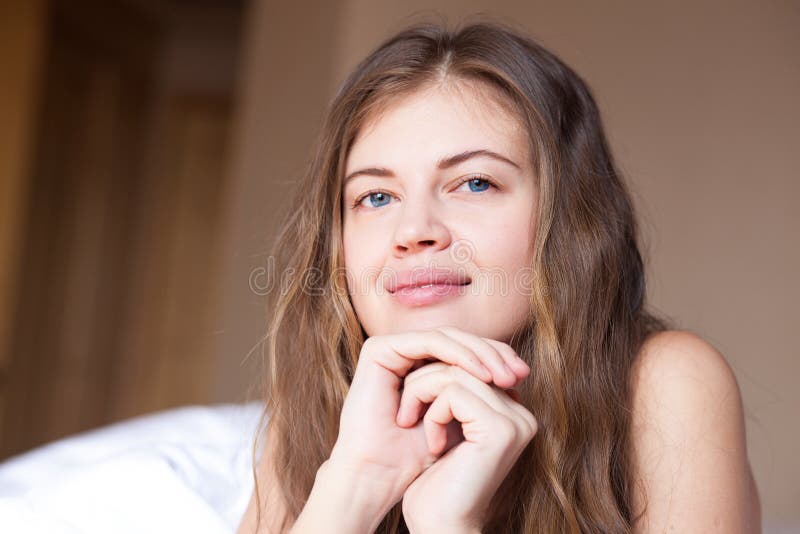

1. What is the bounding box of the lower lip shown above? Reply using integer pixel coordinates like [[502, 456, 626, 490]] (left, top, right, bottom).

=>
[[391, 283, 470, 306]]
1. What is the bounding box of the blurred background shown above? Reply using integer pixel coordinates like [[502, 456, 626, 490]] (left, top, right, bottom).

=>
[[1, 0, 797, 530]]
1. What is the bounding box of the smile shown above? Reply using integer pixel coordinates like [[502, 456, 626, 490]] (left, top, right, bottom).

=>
[[391, 281, 471, 307]]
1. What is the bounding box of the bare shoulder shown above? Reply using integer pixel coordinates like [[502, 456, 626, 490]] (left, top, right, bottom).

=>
[[631, 329, 739, 404], [629, 329, 762, 533]]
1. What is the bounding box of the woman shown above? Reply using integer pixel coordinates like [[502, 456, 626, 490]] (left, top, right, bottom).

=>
[[236, 20, 761, 533]]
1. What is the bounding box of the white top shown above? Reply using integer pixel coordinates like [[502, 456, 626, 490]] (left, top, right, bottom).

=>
[[0, 402, 265, 534]]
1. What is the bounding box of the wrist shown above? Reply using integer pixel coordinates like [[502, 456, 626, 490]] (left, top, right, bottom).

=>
[[293, 458, 399, 533], [327, 445, 413, 506], [323, 456, 404, 513]]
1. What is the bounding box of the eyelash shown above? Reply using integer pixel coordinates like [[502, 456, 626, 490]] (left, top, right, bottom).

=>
[[349, 174, 500, 210]]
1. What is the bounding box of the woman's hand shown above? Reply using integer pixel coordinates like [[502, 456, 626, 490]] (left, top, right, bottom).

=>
[[397, 360, 538, 533], [327, 326, 530, 515]]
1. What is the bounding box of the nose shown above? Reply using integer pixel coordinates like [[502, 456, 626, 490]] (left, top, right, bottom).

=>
[[391, 194, 452, 257]]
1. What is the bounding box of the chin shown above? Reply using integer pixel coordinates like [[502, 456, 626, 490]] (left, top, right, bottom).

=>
[[398, 316, 477, 335]]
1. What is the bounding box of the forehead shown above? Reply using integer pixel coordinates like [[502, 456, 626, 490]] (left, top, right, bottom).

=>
[[346, 81, 529, 170]]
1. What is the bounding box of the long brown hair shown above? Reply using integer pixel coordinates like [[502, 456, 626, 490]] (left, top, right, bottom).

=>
[[250, 19, 672, 533]]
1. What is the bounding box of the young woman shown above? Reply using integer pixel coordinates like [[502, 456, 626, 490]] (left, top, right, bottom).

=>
[[236, 20, 761, 534]]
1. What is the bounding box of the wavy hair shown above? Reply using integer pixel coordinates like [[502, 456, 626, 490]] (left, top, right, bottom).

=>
[[250, 18, 672, 533]]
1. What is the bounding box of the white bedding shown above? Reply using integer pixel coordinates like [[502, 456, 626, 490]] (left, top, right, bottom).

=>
[[1, 402, 792, 533], [0, 402, 265, 534]]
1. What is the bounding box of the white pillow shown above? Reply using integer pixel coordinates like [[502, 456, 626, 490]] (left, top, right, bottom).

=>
[[0, 402, 265, 534]]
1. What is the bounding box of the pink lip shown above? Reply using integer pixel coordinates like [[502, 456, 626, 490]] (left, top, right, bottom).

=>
[[385, 267, 472, 307], [391, 282, 470, 307]]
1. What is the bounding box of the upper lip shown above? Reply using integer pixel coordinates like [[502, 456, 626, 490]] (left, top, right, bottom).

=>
[[385, 267, 472, 293]]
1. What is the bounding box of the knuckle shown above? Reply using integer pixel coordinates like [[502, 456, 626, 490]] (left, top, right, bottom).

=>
[[406, 361, 446, 381], [361, 336, 377, 353], [430, 328, 449, 343], [403, 367, 421, 382], [441, 382, 463, 397], [455, 364, 485, 384], [494, 416, 518, 440], [447, 364, 487, 388], [435, 325, 458, 336], [400, 380, 418, 398], [444, 363, 463, 378], [522, 411, 538, 437], [527, 414, 539, 436], [498, 343, 519, 360], [419, 330, 444, 354], [492, 338, 518, 358], [431, 361, 450, 373]]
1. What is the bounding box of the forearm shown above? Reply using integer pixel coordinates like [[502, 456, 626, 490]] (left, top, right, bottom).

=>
[[290, 459, 399, 534]]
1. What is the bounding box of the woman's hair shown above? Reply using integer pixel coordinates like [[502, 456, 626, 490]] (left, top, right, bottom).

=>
[[250, 18, 673, 533]]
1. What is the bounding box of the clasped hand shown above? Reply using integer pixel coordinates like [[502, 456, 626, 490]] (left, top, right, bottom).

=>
[[329, 326, 538, 533]]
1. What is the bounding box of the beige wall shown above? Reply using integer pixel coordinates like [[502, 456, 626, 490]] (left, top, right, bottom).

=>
[[217, 0, 799, 527], [212, 0, 345, 403]]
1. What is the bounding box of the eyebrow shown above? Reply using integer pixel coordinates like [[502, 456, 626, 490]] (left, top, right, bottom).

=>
[[343, 148, 521, 187]]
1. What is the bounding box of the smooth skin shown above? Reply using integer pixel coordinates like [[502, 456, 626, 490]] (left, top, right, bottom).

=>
[[236, 81, 761, 532], [294, 326, 532, 533], [341, 81, 538, 345], [397, 360, 537, 532], [236, 329, 762, 533]]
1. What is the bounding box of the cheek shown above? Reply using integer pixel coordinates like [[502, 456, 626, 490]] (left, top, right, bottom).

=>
[[500, 211, 534, 254], [466, 209, 533, 263], [343, 224, 384, 294], [494, 199, 536, 260]]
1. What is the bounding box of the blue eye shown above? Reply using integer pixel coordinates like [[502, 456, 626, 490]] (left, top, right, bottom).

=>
[[457, 176, 492, 192], [458, 175, 497, 193], [350, 174, 498, 210], [354, 191, 391, 208], [364, 191, 391, 208]]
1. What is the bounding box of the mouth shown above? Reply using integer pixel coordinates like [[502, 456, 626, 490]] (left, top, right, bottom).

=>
[[390, 279, 471, 294], [384, 266, 472, 296], [396, 280, 470, 291], [389, 280, 471, 306]]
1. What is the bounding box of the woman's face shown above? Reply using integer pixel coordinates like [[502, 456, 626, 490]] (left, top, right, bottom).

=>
[[342, 83, 538, 343]]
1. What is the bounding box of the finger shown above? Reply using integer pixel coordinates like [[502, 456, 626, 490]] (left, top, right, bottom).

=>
[[401, 361, 526, 416], [396, 362, 465, 426], [400, 366, 539, 441], [402, 361, 451, 386], [397, 366, 519, 427], [483, 337, 531, 379], [408, 358, 432, 373], [401, 373, 536, 443], [396, 361, 452, 425], [441, 418, 465, 455], [357, 330, 493, 389], [435, 326, 518, 387], [498, 388, 538, 438], [424, 383, 507, 455]]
